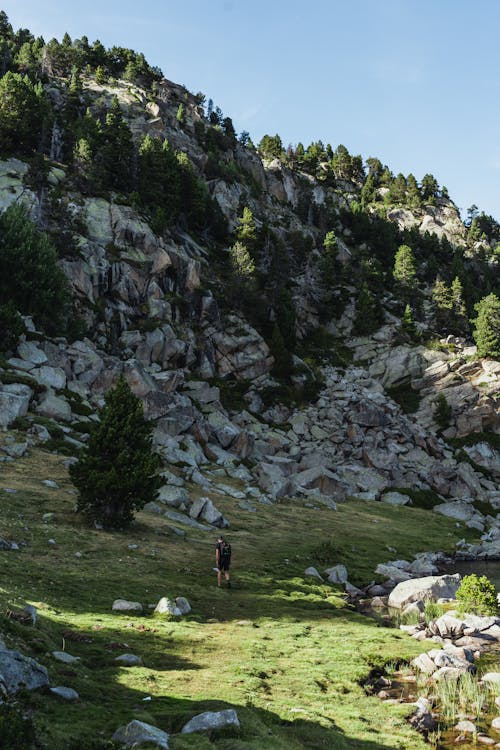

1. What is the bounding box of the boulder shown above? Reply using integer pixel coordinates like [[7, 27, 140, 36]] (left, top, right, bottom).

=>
[[324, 564, 348, 584], [18, 341, 48, 365], [181, 708, 240, 734], [0, 647, 49, 694], [36, 390, 72, 421], [31, 366, 66, 390], [52, 651, 80, 664], [154, 597, 182, 617], [175, 597, 191, 615], [112, 720, 170, 749], [112, 599, 143, 613], [0, 384, 33, 428], [388, 574, 461, 609], [381, 491, 411, 506], [292, 465, 347, 499], [412, 652, 437, 674], [304, 567, 323, 581], [434, 500, 476, 522]]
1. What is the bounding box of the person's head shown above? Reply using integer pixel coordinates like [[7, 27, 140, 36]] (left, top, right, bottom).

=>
[[217, 536, 224, 543]]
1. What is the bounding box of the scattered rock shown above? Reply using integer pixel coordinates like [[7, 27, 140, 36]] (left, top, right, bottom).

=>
[[52, 651, 80, 664], [388, 574, 461, 609], [181, 708, 240, 734], [0, 648, 49, 694], [112, 720, 170, 749], [112, 599, 143, 613]]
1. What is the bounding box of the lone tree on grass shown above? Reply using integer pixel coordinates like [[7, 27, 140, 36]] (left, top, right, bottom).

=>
[[70, 378, 161, 529]]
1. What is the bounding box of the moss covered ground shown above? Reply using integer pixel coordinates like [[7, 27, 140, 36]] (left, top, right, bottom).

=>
[[0, 446, 478, 749]]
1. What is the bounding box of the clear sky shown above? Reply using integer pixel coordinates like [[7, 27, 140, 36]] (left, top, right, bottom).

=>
[[2, 1, 499, 220]]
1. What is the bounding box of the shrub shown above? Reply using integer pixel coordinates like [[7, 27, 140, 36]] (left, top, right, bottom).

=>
[[433, 392, 452, 429], [456, 574, 498, 616], [0, 301, 25, 352], [69, 377, 162, 529]]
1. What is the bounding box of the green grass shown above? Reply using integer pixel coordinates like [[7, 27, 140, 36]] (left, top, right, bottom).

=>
[[0, 447, 479, 749]]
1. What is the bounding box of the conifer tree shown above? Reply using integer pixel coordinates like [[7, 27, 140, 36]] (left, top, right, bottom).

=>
[[393, 244, 416, 287], [473, 294, 500, 359], [70, 377, 161, 529]]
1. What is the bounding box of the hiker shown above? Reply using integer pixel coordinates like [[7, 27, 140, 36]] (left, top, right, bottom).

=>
[[215, 535, 232, 588]]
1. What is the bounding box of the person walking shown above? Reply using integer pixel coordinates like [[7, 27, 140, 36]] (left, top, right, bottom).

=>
[[215, 535, 232, 588]]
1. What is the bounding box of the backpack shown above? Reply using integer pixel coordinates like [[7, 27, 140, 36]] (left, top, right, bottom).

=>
[[220, 541, 231, 560]]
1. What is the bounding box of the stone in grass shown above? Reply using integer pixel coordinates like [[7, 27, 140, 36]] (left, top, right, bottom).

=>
[[112, 599, 143, 613], [42, 479, 59, 489], [0, 648, 49, 694], [175, 597, 191, 615], [112, 720, 170, 749], [181, 709, 240, 734], [304, 567, 323, 581], [323, 564, 348, 584], [114, 653, 142, 667], [154, 597, 182, 617], [481, 673, 500, 685], [52, 651, 80, 664], [491, 716, 500, 729], [50, 686, 79, 701]]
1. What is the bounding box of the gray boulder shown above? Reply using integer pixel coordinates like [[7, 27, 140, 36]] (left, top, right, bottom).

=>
[[175, 597, 191, 615], [112, 720, 170, 749], [324, 564, 348, 584], [388, 574, 461, 609], [0, 384, 33, 428], [36, 390, 72, 421], [154, 597, 182, 617], [0, 647, 49, 694], [434, 500, 476, 522], [304, 567, 323, 581], [31, 366, 67, 390], [181, 708, 240, 734], [112, 599, 143, 613], [381, 491, 411, 506], [18, 341, 47, 365], [52, 651, 80, 664]]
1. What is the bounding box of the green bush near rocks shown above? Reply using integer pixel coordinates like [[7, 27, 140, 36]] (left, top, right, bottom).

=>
[[456, 574, 498, 616]]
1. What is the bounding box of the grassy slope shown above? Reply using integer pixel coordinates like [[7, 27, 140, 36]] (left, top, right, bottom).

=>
[[0, 446, 476, 749]]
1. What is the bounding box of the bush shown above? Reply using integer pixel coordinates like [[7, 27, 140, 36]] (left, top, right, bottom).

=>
[[69, 377, 162, 529], [456, 574, 498, 616], [0, 301, 25, 352], [433, 392, 452, 429]]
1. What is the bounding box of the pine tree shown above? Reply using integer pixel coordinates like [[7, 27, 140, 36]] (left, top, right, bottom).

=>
[[393, 244, 416, 287], [236, 206, 258, 259], [320, 230, 338, 287], [70, 377, 162, 529], [473, 294, 500, 359], [230, 240, 255, 278], [0, 204, 69, 334], [401, 304, 418, 341]]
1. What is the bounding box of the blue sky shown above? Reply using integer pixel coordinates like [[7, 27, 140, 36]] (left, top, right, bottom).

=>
[[2, 1, 499, 220]]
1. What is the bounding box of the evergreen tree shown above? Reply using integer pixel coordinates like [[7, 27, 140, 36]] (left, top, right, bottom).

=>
[[236, 206, 258, 259], [353, 282, 382, 335], [432, 277, 452, 330], [473, 294, 500, 358], [270, 323, 293, 379], [230, 240, 255, 278], [95, 64, 107, 84], [0, 72, 49, 154], [320, 230, 338, 287], [433, 392, 452, 429], [70, 377, 162, 529], [401, 303, 418, 341], [0, 204, 69, 334], [99, 96, 133, 191], [450, 276, 468, 334], [393, 244, 416, 286]]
